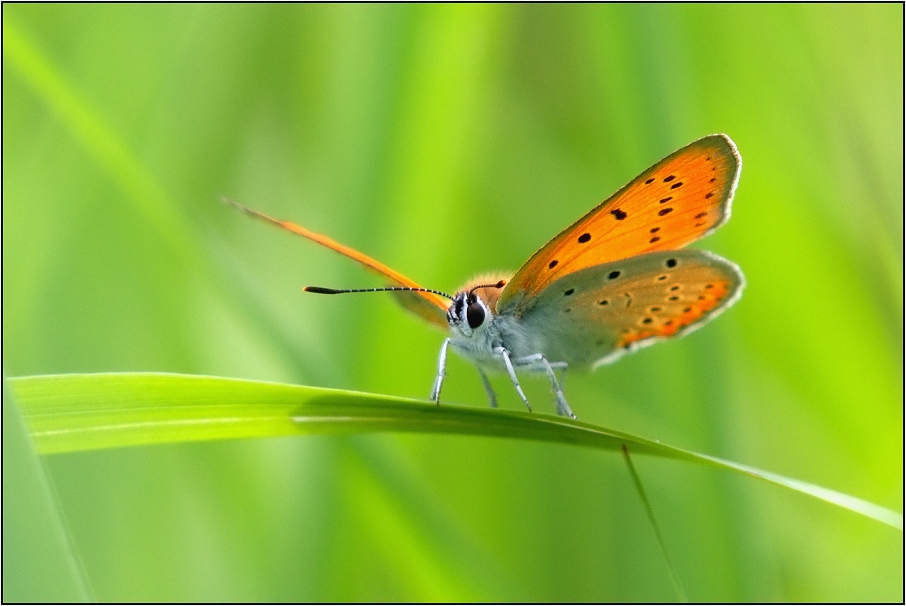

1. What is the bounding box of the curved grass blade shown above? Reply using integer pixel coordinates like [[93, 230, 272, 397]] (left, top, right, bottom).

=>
[[8, 372, 902, 530], [2, 380, 93, 602], [622, 445, 687, 602]]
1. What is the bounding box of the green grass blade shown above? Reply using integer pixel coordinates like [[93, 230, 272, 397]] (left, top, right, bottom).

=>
[[622, 446, 687, 602], [2, 379, 93, 602], [2, 18, 195, 264], [8, 372, 903, 531]]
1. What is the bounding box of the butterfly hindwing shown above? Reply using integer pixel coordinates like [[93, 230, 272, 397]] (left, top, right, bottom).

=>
[[514, 249, 744, 369], [498, 135, 740, 313]]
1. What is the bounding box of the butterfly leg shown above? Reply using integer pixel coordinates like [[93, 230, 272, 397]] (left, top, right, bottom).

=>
[[430, 338, 452, 404], [493, 347, 532, 412], [476, 367, 498, 408], [557, 367, 567, 391], [514, 354, 576, 419]]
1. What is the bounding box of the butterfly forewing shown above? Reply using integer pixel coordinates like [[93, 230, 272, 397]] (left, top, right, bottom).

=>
[[391, 290, 450, 330], [514, 250, 743, 369], [225, 198, 450, 326], [499, 135, 740, 313]]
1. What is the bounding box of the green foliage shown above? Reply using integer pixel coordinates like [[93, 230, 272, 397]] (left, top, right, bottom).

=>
[[10, 372, 901, 532], [3, 4, 902, 602], [2, 381, 91, 602]]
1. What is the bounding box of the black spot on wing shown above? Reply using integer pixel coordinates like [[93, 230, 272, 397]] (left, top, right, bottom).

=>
[[610, 208, 627, 220]]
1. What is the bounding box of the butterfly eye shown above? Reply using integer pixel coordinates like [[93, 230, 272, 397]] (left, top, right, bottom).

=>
[[466, 301, 485, 329]]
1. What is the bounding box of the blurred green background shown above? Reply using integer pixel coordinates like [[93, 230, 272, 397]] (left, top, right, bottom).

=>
[[3, 4, 902, 602]]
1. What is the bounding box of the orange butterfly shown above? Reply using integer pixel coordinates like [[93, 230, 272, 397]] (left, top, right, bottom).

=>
[[228, 134, 743, 418]]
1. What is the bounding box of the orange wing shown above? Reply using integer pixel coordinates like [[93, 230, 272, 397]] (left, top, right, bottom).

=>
[[225, 199, 450, 326], [498, 134, 740, 312]]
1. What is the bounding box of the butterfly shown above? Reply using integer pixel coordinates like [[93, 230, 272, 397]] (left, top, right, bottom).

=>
[[227, 134, 744, 419]]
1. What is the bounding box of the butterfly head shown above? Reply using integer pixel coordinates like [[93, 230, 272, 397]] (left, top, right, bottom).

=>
[[446, 278, 507, 338]]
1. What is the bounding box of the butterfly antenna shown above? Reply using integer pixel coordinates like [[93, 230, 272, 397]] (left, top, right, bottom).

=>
[[304, 286, 454, 300], [468, 280, 507, 297]]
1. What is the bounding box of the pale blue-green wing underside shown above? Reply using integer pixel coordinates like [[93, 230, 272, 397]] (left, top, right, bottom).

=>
[[506, 250, 744, 369]]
